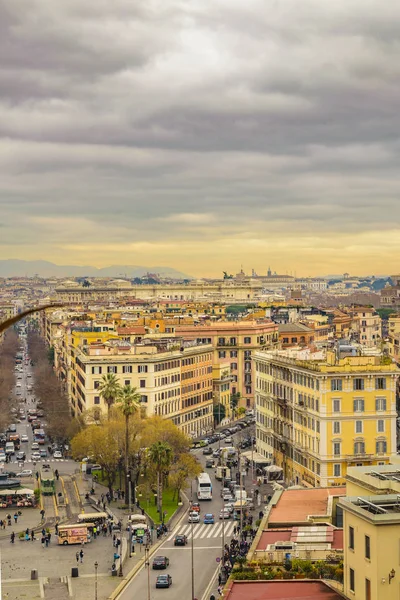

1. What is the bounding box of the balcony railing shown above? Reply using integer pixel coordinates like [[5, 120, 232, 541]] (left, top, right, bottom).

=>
[[344, 454, 373, 462]]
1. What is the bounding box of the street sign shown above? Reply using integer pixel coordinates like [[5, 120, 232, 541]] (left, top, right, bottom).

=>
[[136, 529, 145, 537], [216, 557, 221, 563]]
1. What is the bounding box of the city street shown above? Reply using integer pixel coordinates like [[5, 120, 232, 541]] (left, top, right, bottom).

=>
[[118, 426, 258, 600]]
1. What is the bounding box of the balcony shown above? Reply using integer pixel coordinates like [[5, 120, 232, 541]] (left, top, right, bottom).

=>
[[344, 454, 373, 462], [276, 396, 288, 406]]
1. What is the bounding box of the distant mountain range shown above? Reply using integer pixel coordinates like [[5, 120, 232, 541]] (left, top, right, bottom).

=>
[[0, 260, 191, 280]]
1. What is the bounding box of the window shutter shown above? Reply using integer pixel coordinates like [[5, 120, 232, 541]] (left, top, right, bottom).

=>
[[383, 399, 387, 411], [383, 441, 387, 453], [361, 400, 365, 412], [375, 398, 379, 411], [353, 400, 357, 412], [361, 442, 365, 454]]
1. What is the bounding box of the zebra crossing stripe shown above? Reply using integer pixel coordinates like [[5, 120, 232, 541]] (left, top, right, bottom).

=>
[[225, 522, 235, 537], [213, 523, 223, 537], [167, 521, 237, 541]]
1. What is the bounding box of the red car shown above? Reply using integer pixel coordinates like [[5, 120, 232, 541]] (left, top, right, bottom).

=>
[[191, 502, 200, 513]]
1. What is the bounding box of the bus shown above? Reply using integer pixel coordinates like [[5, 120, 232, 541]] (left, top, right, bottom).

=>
[[58, 524, 91, 545], [196, 472, 212, 500], [33, 429, 45, 445]]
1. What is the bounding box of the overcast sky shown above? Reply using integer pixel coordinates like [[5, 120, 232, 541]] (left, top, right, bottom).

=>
[[1, 0, 399, 277]]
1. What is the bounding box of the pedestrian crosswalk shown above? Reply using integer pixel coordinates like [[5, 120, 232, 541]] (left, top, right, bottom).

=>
[[167, 521, 236, 541]]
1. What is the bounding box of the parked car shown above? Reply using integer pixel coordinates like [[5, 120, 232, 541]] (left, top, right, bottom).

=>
[[31, 452, 41, 461], [16, 451, 26, 461], [174, 534, 187, 546], [152, 556, 170, 570], [156, 574, 172, 588], [188, 512, 200, 523], [205, 459, 214, 468], [31, 442, 39, 451], [21, 434, 29, 443], [16, 470, 33, 477], [53, 450, 63, 459], [203, 513, 215, 524], [0, 453, 6, 463], [40, 449, 47, 458]]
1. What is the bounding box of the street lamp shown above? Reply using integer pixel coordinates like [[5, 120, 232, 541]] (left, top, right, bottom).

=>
[[145, 544, 151, 600], [190, 484, 195, 600], [94, 561, 98, 600]]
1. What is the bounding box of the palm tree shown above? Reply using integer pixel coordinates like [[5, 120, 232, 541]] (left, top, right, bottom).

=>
[[148, 441, 173, 520], [98, 373, 121, 419], [117, 385, 141, 505]]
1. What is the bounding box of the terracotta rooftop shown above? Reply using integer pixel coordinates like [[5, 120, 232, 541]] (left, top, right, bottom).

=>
[[117, 327, 146, 334], [269, 488, 346, 525], [224, 581, 345, 600], [256, 526, 343, 551]]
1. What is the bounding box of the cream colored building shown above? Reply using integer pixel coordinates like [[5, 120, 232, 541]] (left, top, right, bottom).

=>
[[340, 463, 400, 600], [70, 337, 214, 437], [255, 348, 399, 487]]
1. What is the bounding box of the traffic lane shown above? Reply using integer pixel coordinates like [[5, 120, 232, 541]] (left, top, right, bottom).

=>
[[118, 545, 220, 600]]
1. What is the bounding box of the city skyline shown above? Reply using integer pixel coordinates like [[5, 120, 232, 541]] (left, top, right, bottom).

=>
[[1, 1, 400, 276]]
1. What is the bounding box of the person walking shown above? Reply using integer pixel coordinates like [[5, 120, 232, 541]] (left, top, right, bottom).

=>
[[217, 585, 223, 596], [55, 523, 59, 535], [75, 551, 80, 564], [31, 530, 35, 541], [79, 549, 84, 563], [10, 532, 15, 544]]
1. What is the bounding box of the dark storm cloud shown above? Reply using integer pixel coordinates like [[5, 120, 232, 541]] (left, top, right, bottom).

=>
[[0, 0, 400, 273]]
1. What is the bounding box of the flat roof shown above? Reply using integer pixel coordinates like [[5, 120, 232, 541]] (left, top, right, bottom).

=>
[[256, 526, 343, 551], [269, 488, 346, 525], [224, 581, 345, 600]]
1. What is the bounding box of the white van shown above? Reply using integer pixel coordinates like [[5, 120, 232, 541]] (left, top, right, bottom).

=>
[[5, 442, 15, 455]]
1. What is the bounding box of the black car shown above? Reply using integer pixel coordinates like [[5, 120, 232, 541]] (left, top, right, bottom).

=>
[[205, 459, 214, 468], [202, 447, 213, 455], [174, 534, 187, 546], [2, 471, 17, 478], [152, 556, 170, 570], [156, 574, 172, 588], [16, 451, 26, 461]]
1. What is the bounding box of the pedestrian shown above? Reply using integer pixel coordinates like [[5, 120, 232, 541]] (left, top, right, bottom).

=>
[[25, 527, 29, 536], [48, 532, 51, 544], [93, 525, 97, 539], [113, 533, 116, 547], [55, 523, 59, 535], [75, 551, 79, 564], [41, 536, 45, 548], [45, 535, 49, 548], [103, 502, 107, 511], [42, 528, 46, 537], [10, 532, 15, 544], [13, 513, 18, 524], [108, 522, 112, 535], [218, 573, 222, 586], [121, 490, 125, 501], [79, 549, 84, 563], [218, 585, 223, 596], [36, 471, 39, 481], [31, 530, 35, 541], [40, 509, 45, 521]]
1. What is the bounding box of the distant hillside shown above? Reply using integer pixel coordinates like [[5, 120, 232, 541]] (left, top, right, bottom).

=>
[[0, 260, 191, 280]]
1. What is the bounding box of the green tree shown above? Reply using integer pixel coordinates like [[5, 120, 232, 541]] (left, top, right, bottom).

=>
[[230, 392, 241, 419], [99, 373, 121, 419], [117, 385, 141, 502], [148, 441, 173, 519], [169, 453, 202, 502], [213, 403, 226, 425]]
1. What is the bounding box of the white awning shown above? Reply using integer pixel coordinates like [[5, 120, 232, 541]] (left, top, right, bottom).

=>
[[240, 450, 270, 464]]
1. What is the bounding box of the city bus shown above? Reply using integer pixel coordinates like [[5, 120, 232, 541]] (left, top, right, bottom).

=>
[[58, 524, 91, 545], [196, 472, 212, 500]]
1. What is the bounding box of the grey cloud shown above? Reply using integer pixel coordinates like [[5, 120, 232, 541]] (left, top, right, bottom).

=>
[[0, 0, 400, 264]]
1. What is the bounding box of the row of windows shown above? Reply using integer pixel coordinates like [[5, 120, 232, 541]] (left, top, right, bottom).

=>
[[333, 419, 385, 434], [181, 367, 212, 380], [332, 398, 387, 412], [332, 439, 387, 455], [154, 360, 180, 372], [182, 353, 212, 366], [331, 377, 387, 391]]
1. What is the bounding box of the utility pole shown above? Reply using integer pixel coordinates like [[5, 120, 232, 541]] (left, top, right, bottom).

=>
[[94, 561, 98, 600], [145, 544, 151, 600], [190, 484, 195, 600]]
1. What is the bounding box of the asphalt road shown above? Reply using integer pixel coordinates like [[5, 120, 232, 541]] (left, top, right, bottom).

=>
[[8, 335, 78, 475], [118, 426, 256, 600]]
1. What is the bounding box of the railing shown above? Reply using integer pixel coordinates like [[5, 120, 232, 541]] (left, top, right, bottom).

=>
[[344, 454, 373, 461]]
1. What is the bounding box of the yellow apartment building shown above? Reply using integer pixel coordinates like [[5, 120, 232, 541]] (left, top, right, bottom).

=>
[[69, 337, 213, 437], [176, 320, 279, 409], [212, 362, 234, 421], [254, 349, 399, 488], [339, 464, 400, 600]]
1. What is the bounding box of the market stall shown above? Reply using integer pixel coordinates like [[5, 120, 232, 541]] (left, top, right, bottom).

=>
[[0, 488, 35, 508]]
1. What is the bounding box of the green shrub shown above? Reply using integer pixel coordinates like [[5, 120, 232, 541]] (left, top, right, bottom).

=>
[[34, 489, 41, 501]]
